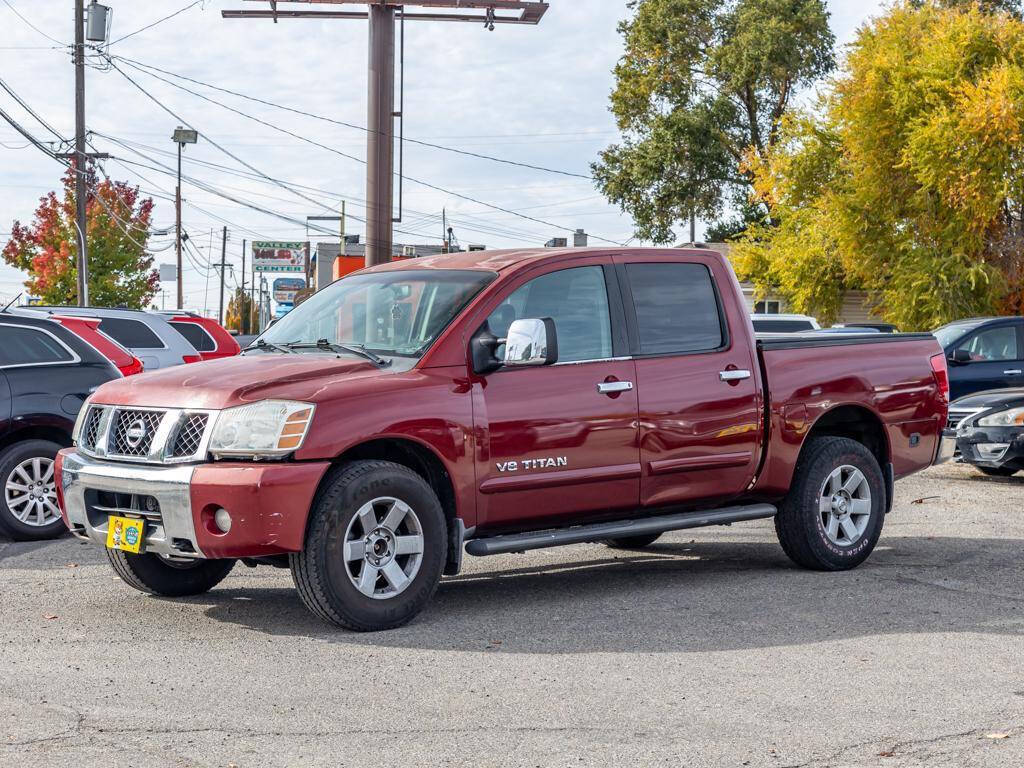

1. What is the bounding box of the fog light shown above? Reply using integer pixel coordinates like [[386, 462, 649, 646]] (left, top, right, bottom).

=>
[[977, 443, 1010, 461], [214, 507, 232, 533]]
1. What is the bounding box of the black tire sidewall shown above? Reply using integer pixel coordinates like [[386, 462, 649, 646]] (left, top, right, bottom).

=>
[[791, 439, 885, 569], [109, 550, 235, 597], [310, 465, 446, 629], [0, 439, 65, 541]]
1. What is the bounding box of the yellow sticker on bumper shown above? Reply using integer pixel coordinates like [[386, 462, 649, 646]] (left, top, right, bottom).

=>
[[106, 516, 145, 554]]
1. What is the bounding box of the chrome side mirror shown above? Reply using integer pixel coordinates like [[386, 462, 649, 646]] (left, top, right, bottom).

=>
[[503, 318, 558, 367]]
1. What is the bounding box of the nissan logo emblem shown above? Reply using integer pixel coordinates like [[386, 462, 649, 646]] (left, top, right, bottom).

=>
[[124, 419, 148, 449]]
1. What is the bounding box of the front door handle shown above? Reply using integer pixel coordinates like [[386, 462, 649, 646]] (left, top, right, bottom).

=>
[[1004, 369, 1023, 375], [719, 369, 752, 382], [596, 381, 634, 394]]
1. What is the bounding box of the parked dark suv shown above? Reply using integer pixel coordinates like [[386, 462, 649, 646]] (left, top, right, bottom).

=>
[[0, 313, 120, 540], [933, 317, 1024, 400]]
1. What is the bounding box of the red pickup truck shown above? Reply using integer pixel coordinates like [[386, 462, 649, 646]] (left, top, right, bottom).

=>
[[55, 248, 953, 631]]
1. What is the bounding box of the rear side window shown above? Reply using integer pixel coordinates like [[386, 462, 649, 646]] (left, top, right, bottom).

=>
[[98, 318, 164, 349], [625, 263, 724, 354], [169, 321, 215, 352], [0, 326, 75, 366]]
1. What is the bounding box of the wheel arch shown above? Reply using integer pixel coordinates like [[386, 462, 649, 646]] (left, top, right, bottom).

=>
[[0, 424, 72, 455], [801, 403, 892, 511], [325, 436, 464, 574]]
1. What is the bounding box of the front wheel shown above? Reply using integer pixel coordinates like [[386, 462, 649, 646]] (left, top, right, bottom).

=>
[[775, 436, 885, 571], [107, 550, 235, 596], [290, 461, 447, 631]]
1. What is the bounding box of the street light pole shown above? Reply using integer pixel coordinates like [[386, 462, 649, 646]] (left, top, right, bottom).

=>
[[74, 0, 89, 306], [218, 226, 228, 325], [172, 126, 198, 310]]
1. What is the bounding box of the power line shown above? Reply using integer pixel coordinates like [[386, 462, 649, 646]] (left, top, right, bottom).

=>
[[112, 54, 594, 180], [105, 57, 623, 246], [108, 1, 203, 47], [1, 0, 68, 46]]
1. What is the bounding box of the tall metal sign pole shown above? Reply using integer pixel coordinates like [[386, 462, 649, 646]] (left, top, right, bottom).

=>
[[222, 1, 549, 269]]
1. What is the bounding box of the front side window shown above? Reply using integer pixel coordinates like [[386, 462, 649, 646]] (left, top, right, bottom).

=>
[[261, 269, 495, 357], [956, 326, 1019, 362], [0, 327, 74, 366], [486, 266, 613, 363], [626, 263, 724, 354]]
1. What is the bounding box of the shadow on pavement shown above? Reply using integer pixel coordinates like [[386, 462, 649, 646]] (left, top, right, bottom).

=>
[[198, 535, 1024, 653]]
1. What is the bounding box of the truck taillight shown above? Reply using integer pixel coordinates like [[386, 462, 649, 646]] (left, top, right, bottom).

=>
[[929, 353, 949, 401]]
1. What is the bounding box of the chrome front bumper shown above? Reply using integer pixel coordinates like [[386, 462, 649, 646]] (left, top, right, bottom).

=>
[[60, 450, 206, 559], [934, 430, 957, 465]]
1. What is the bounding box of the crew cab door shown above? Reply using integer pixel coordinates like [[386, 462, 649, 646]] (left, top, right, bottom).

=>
[[613, 252, 763, 508], [471, 258, 640, 531]]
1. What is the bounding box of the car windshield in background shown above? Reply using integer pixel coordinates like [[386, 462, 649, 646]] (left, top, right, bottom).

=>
[[258, 269, 496, 358], [933, 321, 985, 348]]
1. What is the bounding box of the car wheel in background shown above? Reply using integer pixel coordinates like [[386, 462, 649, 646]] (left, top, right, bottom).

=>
[[0, 439, 65, 541], [977, 466, 1019, 477], [290, 460, 446, 631], [605, 533, 663, 549], [774, 436, 885, 571]]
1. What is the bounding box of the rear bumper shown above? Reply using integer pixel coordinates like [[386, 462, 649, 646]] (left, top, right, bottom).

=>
[[57, 449, 329, 559], [933, 430, 957, 465]]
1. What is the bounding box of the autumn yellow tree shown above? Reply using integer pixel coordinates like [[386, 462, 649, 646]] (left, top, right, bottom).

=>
[[732, 1, 1024, 329]]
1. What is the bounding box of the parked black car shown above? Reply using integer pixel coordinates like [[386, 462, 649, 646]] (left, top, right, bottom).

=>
[[949, 388, 1024, 477], [0, 313, 121, 540], [933, 317, 1024, 400]]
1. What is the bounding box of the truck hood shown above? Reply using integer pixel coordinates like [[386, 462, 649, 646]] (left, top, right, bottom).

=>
[[90, 353, 392, 410]]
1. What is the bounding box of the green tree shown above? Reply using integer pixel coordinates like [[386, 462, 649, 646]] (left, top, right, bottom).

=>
[[910, 0, 1021, 16], [592, 0, 835, 243], [2, 167, 159, 307], [732, 2, 1024, 329]]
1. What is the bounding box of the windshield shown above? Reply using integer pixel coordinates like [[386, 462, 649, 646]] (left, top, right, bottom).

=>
[[258, 269, 495, 357], [933, 321, 984, 349]]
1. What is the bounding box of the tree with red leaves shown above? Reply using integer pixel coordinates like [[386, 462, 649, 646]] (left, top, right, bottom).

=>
[[2, 166, 159, 307]]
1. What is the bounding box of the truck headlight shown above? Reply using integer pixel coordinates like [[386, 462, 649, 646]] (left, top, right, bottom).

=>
[[977, 407, 1024, 427], [209, 400, 315, 458]]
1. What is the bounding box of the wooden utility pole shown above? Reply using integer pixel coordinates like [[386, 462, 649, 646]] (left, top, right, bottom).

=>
[[240, 238, 248, 334], [74, 0, 88, 306], [218, 226, 228, 325]]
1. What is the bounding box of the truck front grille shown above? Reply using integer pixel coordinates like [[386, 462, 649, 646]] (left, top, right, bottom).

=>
[[77, 405, 215, 464]]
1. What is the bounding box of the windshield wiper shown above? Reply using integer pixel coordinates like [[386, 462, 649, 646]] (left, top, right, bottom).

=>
[[242, 339, 298, 354], [286, 339, 392, 367]]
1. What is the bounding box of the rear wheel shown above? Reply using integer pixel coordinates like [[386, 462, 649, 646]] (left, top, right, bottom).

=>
[[290, 460, 446, 631], [605, 533, 662, 549], [977, 466, 1018, 478], [107, 550, 235, 596], [0, 440, 65, 541], [775, 436, 885, 571]]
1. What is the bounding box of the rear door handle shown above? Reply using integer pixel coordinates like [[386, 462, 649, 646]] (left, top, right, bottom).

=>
[[719, 369, 752, 382], [596, 381, 634, 394]]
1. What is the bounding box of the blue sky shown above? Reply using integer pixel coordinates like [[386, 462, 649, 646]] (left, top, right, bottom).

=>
[[0, 0, 884, 312]]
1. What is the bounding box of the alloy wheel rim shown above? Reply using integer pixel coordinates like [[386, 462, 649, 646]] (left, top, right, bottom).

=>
[[5, 457, 60, 527], [819, 465, 871, 547], [343, 497, 424, 600]]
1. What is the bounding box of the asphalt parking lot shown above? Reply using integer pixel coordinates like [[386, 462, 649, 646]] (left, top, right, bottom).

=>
[[1, 461, 1022, 768]]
